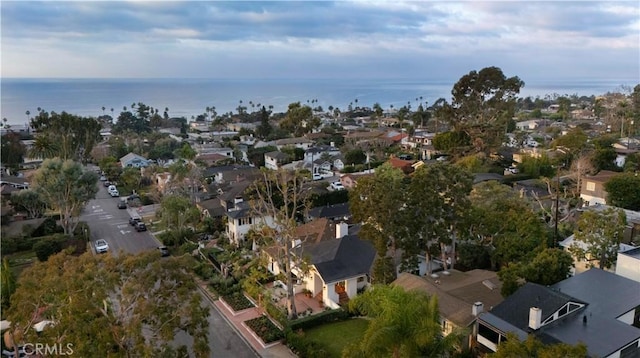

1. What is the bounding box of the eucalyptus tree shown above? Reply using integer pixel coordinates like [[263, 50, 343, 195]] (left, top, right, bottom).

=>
[[31, 158, 98, 236], [6, 251, 210, 357], [400, 163, 473, 273], [349, 164, 407, 283], [29, 111, 101, 162], [440, 66, 524, 153], [249, 169, 312, 319]]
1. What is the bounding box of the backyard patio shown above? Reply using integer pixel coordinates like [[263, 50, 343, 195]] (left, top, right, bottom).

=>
[[265, 281, 326, 317]]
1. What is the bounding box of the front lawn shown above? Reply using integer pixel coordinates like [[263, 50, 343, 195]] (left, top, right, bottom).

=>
[[304, 318, 369, 357]]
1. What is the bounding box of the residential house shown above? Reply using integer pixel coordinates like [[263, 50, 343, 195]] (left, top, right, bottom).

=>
[[275, 137, 314, 151], [196, 153, 233, 166], [343, 130, 386, 148], [313, 158, 333, 175], [202, 165, 261, 185], [616, 247, 640, 283], [120, 152, 150, 168], [392, 270, 504, 348], [264, 151, 291, 170], [474, 269, 640, 357], [613, 146, 639, 168], [265, 221, 376, 309], [0, 175, 30, 189], [515, 119, 540, 131], [303, 145, 341, 164], [559, 234, 636, 275], [226, 122, 257, 132], [225, 197, 275, 246], [340, 172, 374, 189], [387, 156, 415, 175], [580, 170, 619, 207], [332, 155, 345, 172], [307, 202, 351, 222], [189, 121, 210, 132]]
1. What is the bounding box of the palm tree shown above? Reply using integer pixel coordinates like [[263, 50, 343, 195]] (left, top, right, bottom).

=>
[[344, 285, 463, 358], [29, 135, 59, 160], [102, 106, 106, 116], [25, 110, 30, 122]]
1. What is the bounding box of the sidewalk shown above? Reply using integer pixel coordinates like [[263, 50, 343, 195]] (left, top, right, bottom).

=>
[[196, 281, 297, 358]]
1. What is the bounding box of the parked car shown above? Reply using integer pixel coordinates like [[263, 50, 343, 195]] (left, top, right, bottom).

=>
[[109, 190, 120, 197], [99, 175, 107, 181], [95, 239, 109, 254], [135, 222, 147, 232], [103, 181, 111, 187], [117, 200, 127, 209], [330, 181, 345, 190], [129, 217, 141, 226], [312, 173, 323, 181], [158, 246, 170, 257]]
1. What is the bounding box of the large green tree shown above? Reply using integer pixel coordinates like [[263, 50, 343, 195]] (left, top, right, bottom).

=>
[[440, 67, 524, 153], [29, 111, 101, 162], [158, 194, 201, 232], [400, 164, 473, 273], [279, 102, 313, 136], [345, 285, 464, 358], [349, 164, 407, 283], [31, 159, 98, 235], [10, 189, 47, 219], [0, 131, 25, 169], [464, 181, 547, 270], [569, 207, 626, 269], [6, 251, 210, 357], [604, 172, 640, 210]]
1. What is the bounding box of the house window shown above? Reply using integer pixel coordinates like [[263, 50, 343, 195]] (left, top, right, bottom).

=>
[[620, 340, 640, 358], [478, 323, 500, 346], [586, 182, 595, 191]]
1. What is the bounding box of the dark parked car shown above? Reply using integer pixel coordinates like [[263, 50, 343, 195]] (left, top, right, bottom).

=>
[[135, 222, 147, 232], [129, 217, 141, 226], [117, 200, 127, 209], [103, 181, 111, 187], [158, 246, 169, 257]]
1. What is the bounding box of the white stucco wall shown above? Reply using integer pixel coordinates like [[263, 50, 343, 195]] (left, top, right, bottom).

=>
[[615, 254, 640, 283]]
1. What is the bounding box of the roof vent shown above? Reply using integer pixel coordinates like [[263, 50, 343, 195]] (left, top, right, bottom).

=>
[[482, 280, 497, 290]]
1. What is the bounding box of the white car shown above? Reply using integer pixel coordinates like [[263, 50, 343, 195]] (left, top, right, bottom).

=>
[[95, 239, 109, 254], [110, 190, 119, 197], [330, 181, 345, 190], [312, 173, 323, 181]]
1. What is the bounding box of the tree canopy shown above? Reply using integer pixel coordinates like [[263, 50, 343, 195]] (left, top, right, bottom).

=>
[[491, 333, 587, 358], [31, 159, 98, 235], [345, 285, 464, 358], [6, 251, 210, 357], [439, 66, 524, 153], [29, 111, 102, 162], [569, 207, 626, 270], [604, 172, 640, 210]]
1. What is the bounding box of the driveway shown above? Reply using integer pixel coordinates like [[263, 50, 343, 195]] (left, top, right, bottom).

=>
[[80, 182, 160, 255]]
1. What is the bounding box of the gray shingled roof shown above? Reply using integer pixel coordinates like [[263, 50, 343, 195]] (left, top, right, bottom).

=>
[[299, 235, 376, 284], [308, 203, 351, 220], [481, 269, 640, 358]]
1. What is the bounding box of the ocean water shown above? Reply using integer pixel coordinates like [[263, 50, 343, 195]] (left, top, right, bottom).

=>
[[1, 77, 636, 126]]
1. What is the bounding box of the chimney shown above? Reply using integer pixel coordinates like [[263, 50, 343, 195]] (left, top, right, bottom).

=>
[[330, 141, 335, 148], [528, 307, 542, 330], [234, 196, 243, 209], [336, 222, 349, 239], [472, 302, 483, 317]]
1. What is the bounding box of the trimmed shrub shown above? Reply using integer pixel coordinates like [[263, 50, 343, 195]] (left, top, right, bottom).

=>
[[245, 316, 284, 344], [289, 308, 351, 331]]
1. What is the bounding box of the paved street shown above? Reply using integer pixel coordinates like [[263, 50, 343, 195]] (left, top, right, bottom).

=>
[[80, 182, 160, 255]]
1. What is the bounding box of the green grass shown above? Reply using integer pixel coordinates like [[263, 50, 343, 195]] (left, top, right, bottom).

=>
[[304, 318, 369, 357]]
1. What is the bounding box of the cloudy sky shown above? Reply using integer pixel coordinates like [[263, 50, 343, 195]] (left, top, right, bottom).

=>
[[2, 1, 639, 81]]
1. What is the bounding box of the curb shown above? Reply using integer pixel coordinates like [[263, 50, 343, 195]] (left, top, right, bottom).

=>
[[196, 284, 261, 358]]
